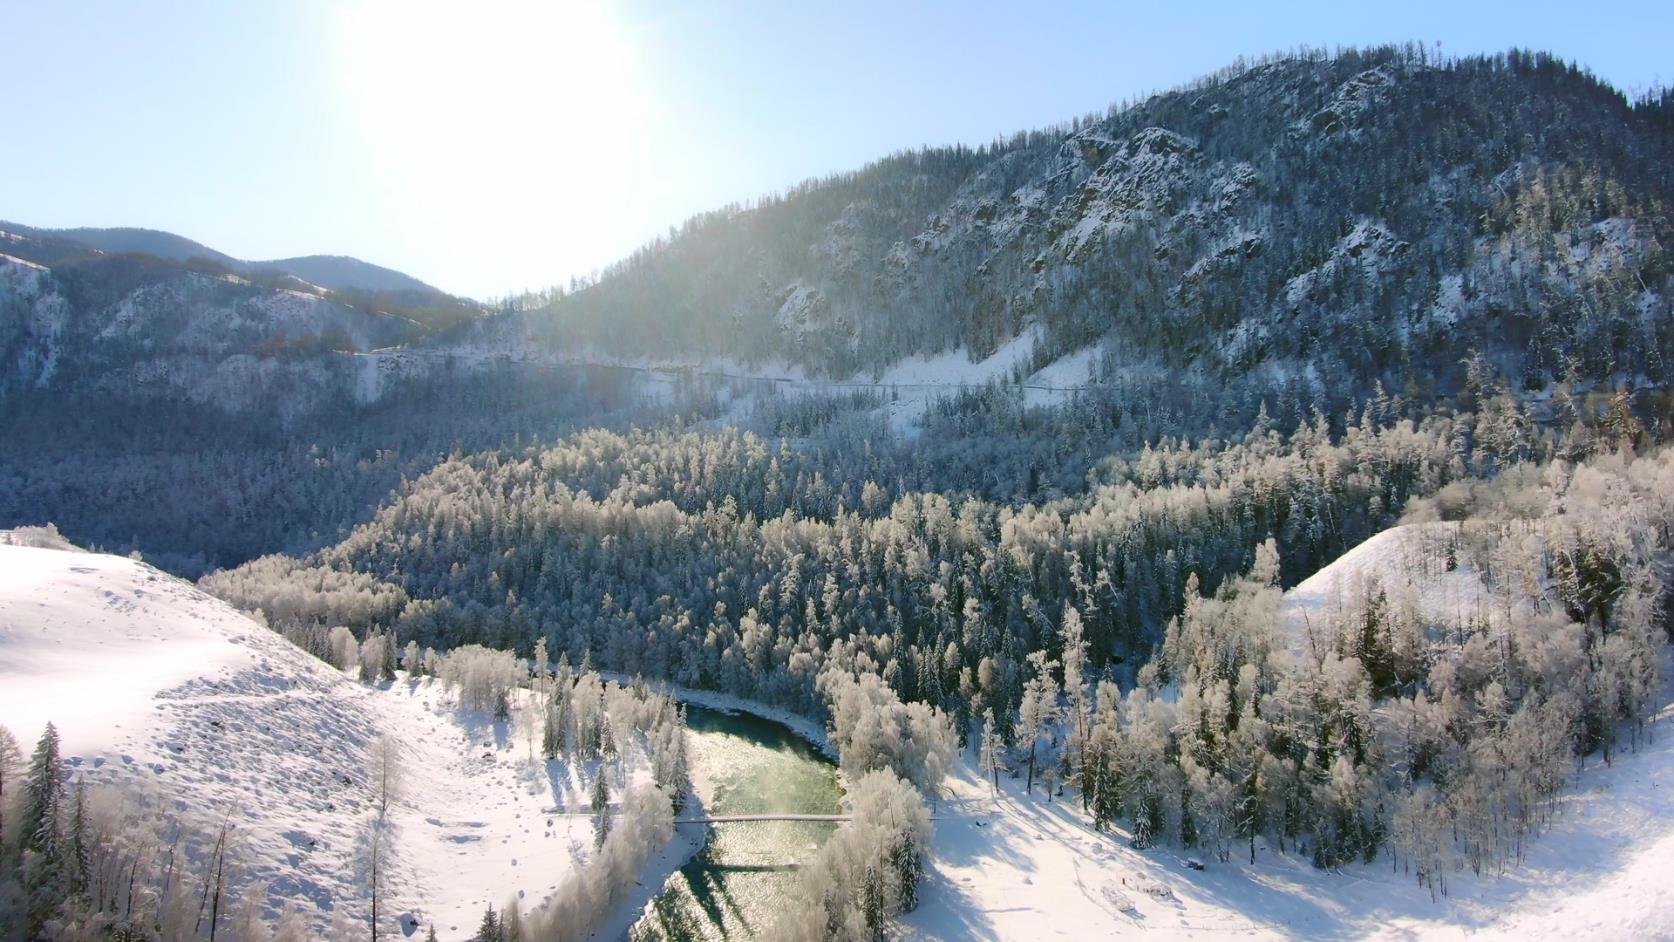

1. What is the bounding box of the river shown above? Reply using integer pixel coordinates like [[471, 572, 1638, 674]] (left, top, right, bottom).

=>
[[629, 705, 841, 941]]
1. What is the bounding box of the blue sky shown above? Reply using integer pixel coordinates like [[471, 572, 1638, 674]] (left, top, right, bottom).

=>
[[1, 0, 1667, 298]]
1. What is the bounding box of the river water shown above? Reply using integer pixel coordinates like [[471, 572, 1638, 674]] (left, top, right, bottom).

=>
[[629, 705, 840, 941]]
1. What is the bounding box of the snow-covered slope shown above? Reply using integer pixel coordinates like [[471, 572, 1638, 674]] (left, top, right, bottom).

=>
[[1280, 522, 1487, 658], [902, 524, 1674, 942], [906, 713, 1674, 942], [0, 540, 391, 928], [0, 539, 651, 938]]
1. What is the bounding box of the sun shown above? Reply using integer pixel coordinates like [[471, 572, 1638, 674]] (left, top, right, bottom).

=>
[[331, 0, 645, 290]]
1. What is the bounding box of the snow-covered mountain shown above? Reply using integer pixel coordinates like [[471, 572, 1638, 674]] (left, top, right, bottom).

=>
[[496, 47, 1671, 401], [4, 47, 1671, 576], [0, 250, 415, 412]]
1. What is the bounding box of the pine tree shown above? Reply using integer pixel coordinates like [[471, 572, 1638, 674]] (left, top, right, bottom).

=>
[[590, 773, 612, 849], [476, 903, 501, 942], [889, 834, 920, 912], [22, 723, 66, 937], [668, 715, 692, 812], [541, 705, 562, 760], [861, 863, 886, 940], [381, 632, 399, 683], [68, 783, 90, 894], [600, 715, 617, 762], [21, 723, 62, 857], [0, 724, 21, 852]]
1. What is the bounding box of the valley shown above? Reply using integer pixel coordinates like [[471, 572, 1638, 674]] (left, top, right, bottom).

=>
[[2, 35, 1672, 942]]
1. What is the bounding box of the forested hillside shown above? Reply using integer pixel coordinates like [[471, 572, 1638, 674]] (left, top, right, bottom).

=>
[[502, 46, 1672, 404], [4, 46, 1672, 576]]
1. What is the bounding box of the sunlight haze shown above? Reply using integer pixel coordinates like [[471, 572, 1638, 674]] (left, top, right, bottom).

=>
[[1, 0, 1667, 297]]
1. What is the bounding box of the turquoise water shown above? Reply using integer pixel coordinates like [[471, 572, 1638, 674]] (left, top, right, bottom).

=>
[[629, 705, 840, 941]]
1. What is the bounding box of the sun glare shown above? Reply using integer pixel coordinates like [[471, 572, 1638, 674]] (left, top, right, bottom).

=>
[[334, 0, 644, 290]]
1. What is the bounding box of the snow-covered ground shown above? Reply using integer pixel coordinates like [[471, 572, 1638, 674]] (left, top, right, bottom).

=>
[[1280, 522, 1487, 658], [906, 701, 1673, 941], [11, 526, 1669, 940], [0, 538, 659, 938], [904, 524, 1674, 941]]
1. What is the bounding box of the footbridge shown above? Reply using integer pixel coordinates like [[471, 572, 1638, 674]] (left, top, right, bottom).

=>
[[673, 813, 852, 825]]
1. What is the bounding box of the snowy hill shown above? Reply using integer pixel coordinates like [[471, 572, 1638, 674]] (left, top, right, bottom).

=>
[[256, 254, 440, 296], [1279, 522, 1488, 659], [902, 523, 1674, 941], [0, 536, 665, 938]]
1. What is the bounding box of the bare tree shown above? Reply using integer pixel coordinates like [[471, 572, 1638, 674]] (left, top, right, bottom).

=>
[[370, 735, 402, 820], [367, 818, 389, 942], [194, 813, 236, 941]]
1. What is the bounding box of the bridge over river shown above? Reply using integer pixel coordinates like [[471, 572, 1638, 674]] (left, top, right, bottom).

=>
[[673, 813, 852, 825]]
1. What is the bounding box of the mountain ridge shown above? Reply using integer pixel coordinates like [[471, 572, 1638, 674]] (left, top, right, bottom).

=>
[[0, 219, 445, 297], [484, 46, 1671, 409]]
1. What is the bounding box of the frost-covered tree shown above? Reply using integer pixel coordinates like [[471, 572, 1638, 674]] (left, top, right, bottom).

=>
[[369, 736, 402, 820], [273, 903, 312, 942], [0, 724, 21, 854], [771, 769, 931, 940], [1015, 652, 1060, 796], [436, 645, 524, 714], [1059, 606, 1091, 777], [978, 709, 1003, 795], [590, 773, 612, 850], [524, 783, 674, 940], [401, 640, 422, 677], [500, 894, 523, 942], [822, 670, 956, 792], [327, 626, 360, 674]]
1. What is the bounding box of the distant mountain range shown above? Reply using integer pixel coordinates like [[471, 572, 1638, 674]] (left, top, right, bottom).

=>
[[0, 220, 443, 296], [0, 217, 488, 412]]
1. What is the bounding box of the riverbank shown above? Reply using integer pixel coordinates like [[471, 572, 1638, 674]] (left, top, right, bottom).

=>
[[618, 700, 844, 941], [599, 672, 835, 760], [586, 790, 710, 942]]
